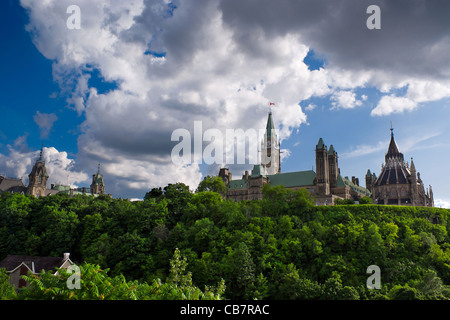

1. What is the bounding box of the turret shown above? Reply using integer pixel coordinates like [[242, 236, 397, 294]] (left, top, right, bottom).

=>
[[219, 168, 232, 185], [27, 147, 49, 197], [328, 144, 338, 188], [365, 169, 374, 193], [261, 112, 281, 175], [315, 138, 330, 195], [90, 163, 105, 195]]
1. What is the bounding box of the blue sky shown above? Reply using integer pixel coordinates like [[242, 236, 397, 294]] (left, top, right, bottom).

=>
[[1, 0, 449, 206]]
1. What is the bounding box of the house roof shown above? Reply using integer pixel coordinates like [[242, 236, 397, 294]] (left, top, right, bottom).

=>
[[228, 179, 249, 190], [337, 175, 371, 196], [0, 177, 26, 193], [267, 170, 316, 188], [0, 254, 71, 273]]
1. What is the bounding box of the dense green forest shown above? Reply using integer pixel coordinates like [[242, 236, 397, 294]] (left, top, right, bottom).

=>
[[1, 178, 450, 300]]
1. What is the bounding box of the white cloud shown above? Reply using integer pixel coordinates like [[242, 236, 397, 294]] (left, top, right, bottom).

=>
[[371, 95, 418, 117], [0, 145, 89, 188], [340, 141, 387, 160], [305, 103, 316, 111], [435, 199, 450, 209], [19, 0, 340, 197], [16, 0, 450, 197], [372, 79, 450, 117], [280, 149, 291, 162], [331, 90, 363, 110], [33, 111, 58, 139]]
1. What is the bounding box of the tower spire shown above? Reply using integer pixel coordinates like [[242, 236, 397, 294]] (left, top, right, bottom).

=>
[[410, 157, 416, 172], [386, 125, 403, 162], [38, 145, 44, 163]]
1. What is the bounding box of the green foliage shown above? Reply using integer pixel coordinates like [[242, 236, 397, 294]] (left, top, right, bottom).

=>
[[358, 196, 373, 204], [334, 198, 355, 205], [2, 186, 450, 300], [0, 268, 17, 300], [196, 176, 227, 197], [16, 249, 225, 300]]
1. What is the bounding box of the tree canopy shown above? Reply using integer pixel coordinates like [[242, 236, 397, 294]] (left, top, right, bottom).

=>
[[1, 185, 450, 300]]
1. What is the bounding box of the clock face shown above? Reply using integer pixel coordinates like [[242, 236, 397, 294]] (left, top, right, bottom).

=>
[[267, 141, 271, 148]]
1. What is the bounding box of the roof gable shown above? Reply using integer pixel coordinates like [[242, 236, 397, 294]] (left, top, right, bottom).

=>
[[0, 255, 70, 273]]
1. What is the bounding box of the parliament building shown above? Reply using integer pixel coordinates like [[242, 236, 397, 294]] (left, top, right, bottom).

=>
[[0, 148, 106, 198], [218, 112, 434, 207]]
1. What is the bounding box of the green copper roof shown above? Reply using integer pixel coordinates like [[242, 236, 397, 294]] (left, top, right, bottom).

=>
[[228, 179, 249, 190], [265, 112, 276, 139], [93, 173, 104, 185], [267, 170, 316, 188], [328, 144, 336, 155], [52, 185, 71, 191], [251, 164, 264, 178], [316, 138, 325, 149], [336, 175, 371, 196]]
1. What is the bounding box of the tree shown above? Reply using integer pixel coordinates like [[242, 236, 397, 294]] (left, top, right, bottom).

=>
[[358, 196, 373, 204], [388, 284, 423, 300], [322, 271, 359, 300], [144, 187, 163, 201], [163, 183, 193, 224], [231, 243, 256, 299], [16, 251, 225, 300], [334, 198, 355, 205], [196, 176, 227, 197], [0, 268, 16, 300]]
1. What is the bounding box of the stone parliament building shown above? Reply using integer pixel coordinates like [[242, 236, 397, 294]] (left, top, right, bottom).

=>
[[0, 148, 106, 198], [218, 112, 434, 207], [366, 128, 434, 207]]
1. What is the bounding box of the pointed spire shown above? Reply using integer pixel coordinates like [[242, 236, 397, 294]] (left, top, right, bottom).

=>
[[410, 157, 416, 172], [385, 126, 403, 162], [265, 111, 276, 139], [328, 144, 336, 155], [316, 138, 325, 149], [37, 145, 44, 163]]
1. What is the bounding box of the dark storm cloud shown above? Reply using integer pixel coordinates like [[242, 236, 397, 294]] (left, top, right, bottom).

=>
[[219, 0, 450, 79]]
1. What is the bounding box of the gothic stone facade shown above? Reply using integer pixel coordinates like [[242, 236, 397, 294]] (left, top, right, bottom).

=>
[[1, 148, 107, 198], [218, 112, 371, 204], [366, 129, 434, 207]]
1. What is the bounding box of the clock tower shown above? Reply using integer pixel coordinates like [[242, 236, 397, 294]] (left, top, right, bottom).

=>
[[27, 147, 49, 197], [260, 112, 281, 175]]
